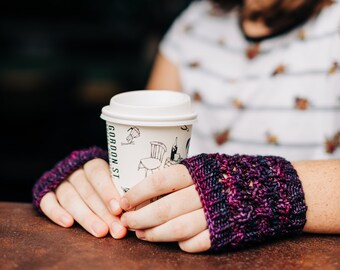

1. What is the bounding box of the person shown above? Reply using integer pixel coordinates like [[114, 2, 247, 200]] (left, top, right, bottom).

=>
[[32, 0, 340, 253]]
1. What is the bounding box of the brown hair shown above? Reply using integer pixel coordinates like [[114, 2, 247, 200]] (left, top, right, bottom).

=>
[[210, 0, 334, 36]]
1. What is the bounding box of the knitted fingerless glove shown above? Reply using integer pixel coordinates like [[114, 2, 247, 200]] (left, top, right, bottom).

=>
[[32, 146, 108, 213], [180, 153, 307, 252]]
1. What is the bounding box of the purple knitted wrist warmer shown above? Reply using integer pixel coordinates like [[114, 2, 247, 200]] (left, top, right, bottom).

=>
[[32, 146, 108, 212], [180, 153, 307, 252]]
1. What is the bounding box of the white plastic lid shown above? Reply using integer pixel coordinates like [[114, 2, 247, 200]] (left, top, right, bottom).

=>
[[100, 90, 197, 126]]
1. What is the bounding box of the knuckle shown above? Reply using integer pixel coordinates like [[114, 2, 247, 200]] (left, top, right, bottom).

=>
[[68, 171, 100, 206], [94, 204, 111, 222], [149, 172, 166, 192], [125, 215, 137, 229], [178, 164, 193, 183], [87, 157, 107, 167], [55, 183, 75, 206], [80, 187, 96, 203], [171, 222, 187, 240], [155, 201, 171, 223], [68, 169, 86, 185], [84, 159, 109, 182]]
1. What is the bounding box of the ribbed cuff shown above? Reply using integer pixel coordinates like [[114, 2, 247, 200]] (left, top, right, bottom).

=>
[[181, 153, 307, 252], [32, 146, 108, 213]]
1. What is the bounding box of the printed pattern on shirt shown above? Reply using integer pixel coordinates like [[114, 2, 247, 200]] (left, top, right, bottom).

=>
[[160, 0, 340, 160]]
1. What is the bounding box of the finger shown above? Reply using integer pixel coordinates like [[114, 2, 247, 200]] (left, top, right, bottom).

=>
[[121, 185, 201, 229], [135, 209, 207, 242], [178, 229, 211, 253], [40, 191, 74, 228], [67, 169, 127, 238], [109, 199, 123, 216], [120, 164, 193, 211], [55, 181, 109, 238], [83, 158, 123, 214]]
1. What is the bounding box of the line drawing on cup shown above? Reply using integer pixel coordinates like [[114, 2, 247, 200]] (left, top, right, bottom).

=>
[[185, 138, 191, 155], [121, 186, 130, 193], [121, 126, 140, 145], [138, 141, 167, 177], [181, 125, 189, 132], [170, 137, 178, 161], [164, 137, 188, 168]]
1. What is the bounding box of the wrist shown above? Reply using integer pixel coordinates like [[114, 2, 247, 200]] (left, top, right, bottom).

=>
[[32, 146, 108, 213], [181, 153, 307, 252]]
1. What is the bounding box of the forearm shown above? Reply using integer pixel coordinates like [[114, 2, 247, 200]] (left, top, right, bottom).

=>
[[146, 53, 182, 91], [293, 160, 340, 234]]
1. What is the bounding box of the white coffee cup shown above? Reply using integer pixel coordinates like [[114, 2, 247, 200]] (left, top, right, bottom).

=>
[[100, 90, 197, 196]]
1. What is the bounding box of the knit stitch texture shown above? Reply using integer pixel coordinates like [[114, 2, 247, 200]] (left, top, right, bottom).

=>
[[32, 146, 108, 212], [181, 153, 307, 252]]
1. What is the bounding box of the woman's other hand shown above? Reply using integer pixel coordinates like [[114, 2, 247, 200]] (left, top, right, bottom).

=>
[[39, 158, 127, 239]]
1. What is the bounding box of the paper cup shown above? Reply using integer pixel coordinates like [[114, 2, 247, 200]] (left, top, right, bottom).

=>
[[100, 90, 197, 196]]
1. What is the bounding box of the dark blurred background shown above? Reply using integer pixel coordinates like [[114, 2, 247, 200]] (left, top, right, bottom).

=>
[[0, 0, 192, 202]]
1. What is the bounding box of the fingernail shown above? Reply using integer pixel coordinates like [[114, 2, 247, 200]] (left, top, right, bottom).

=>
[[120, 197, 130, 210], [110, 199, 120, 213], [91, 221, 105, 236], [111, 222, 124, 239], [136, 230, 145, 240], [60, 215, 72, 227]]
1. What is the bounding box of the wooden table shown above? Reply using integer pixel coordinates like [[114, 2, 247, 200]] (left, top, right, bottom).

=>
[[1, 202, 339, 270]]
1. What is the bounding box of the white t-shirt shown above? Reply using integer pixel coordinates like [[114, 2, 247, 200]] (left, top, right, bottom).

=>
[[160, 0, 340, 161]]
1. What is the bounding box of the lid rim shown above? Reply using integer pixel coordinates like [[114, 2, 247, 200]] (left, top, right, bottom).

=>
[[101, 114, 197, 127], [101, 106, 197, 122], [100, 113, 197, 125]]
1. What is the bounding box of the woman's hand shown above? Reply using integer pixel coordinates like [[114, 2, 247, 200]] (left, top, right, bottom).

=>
[[117, 164, 211, 253], [39, 158, 127, 239]]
